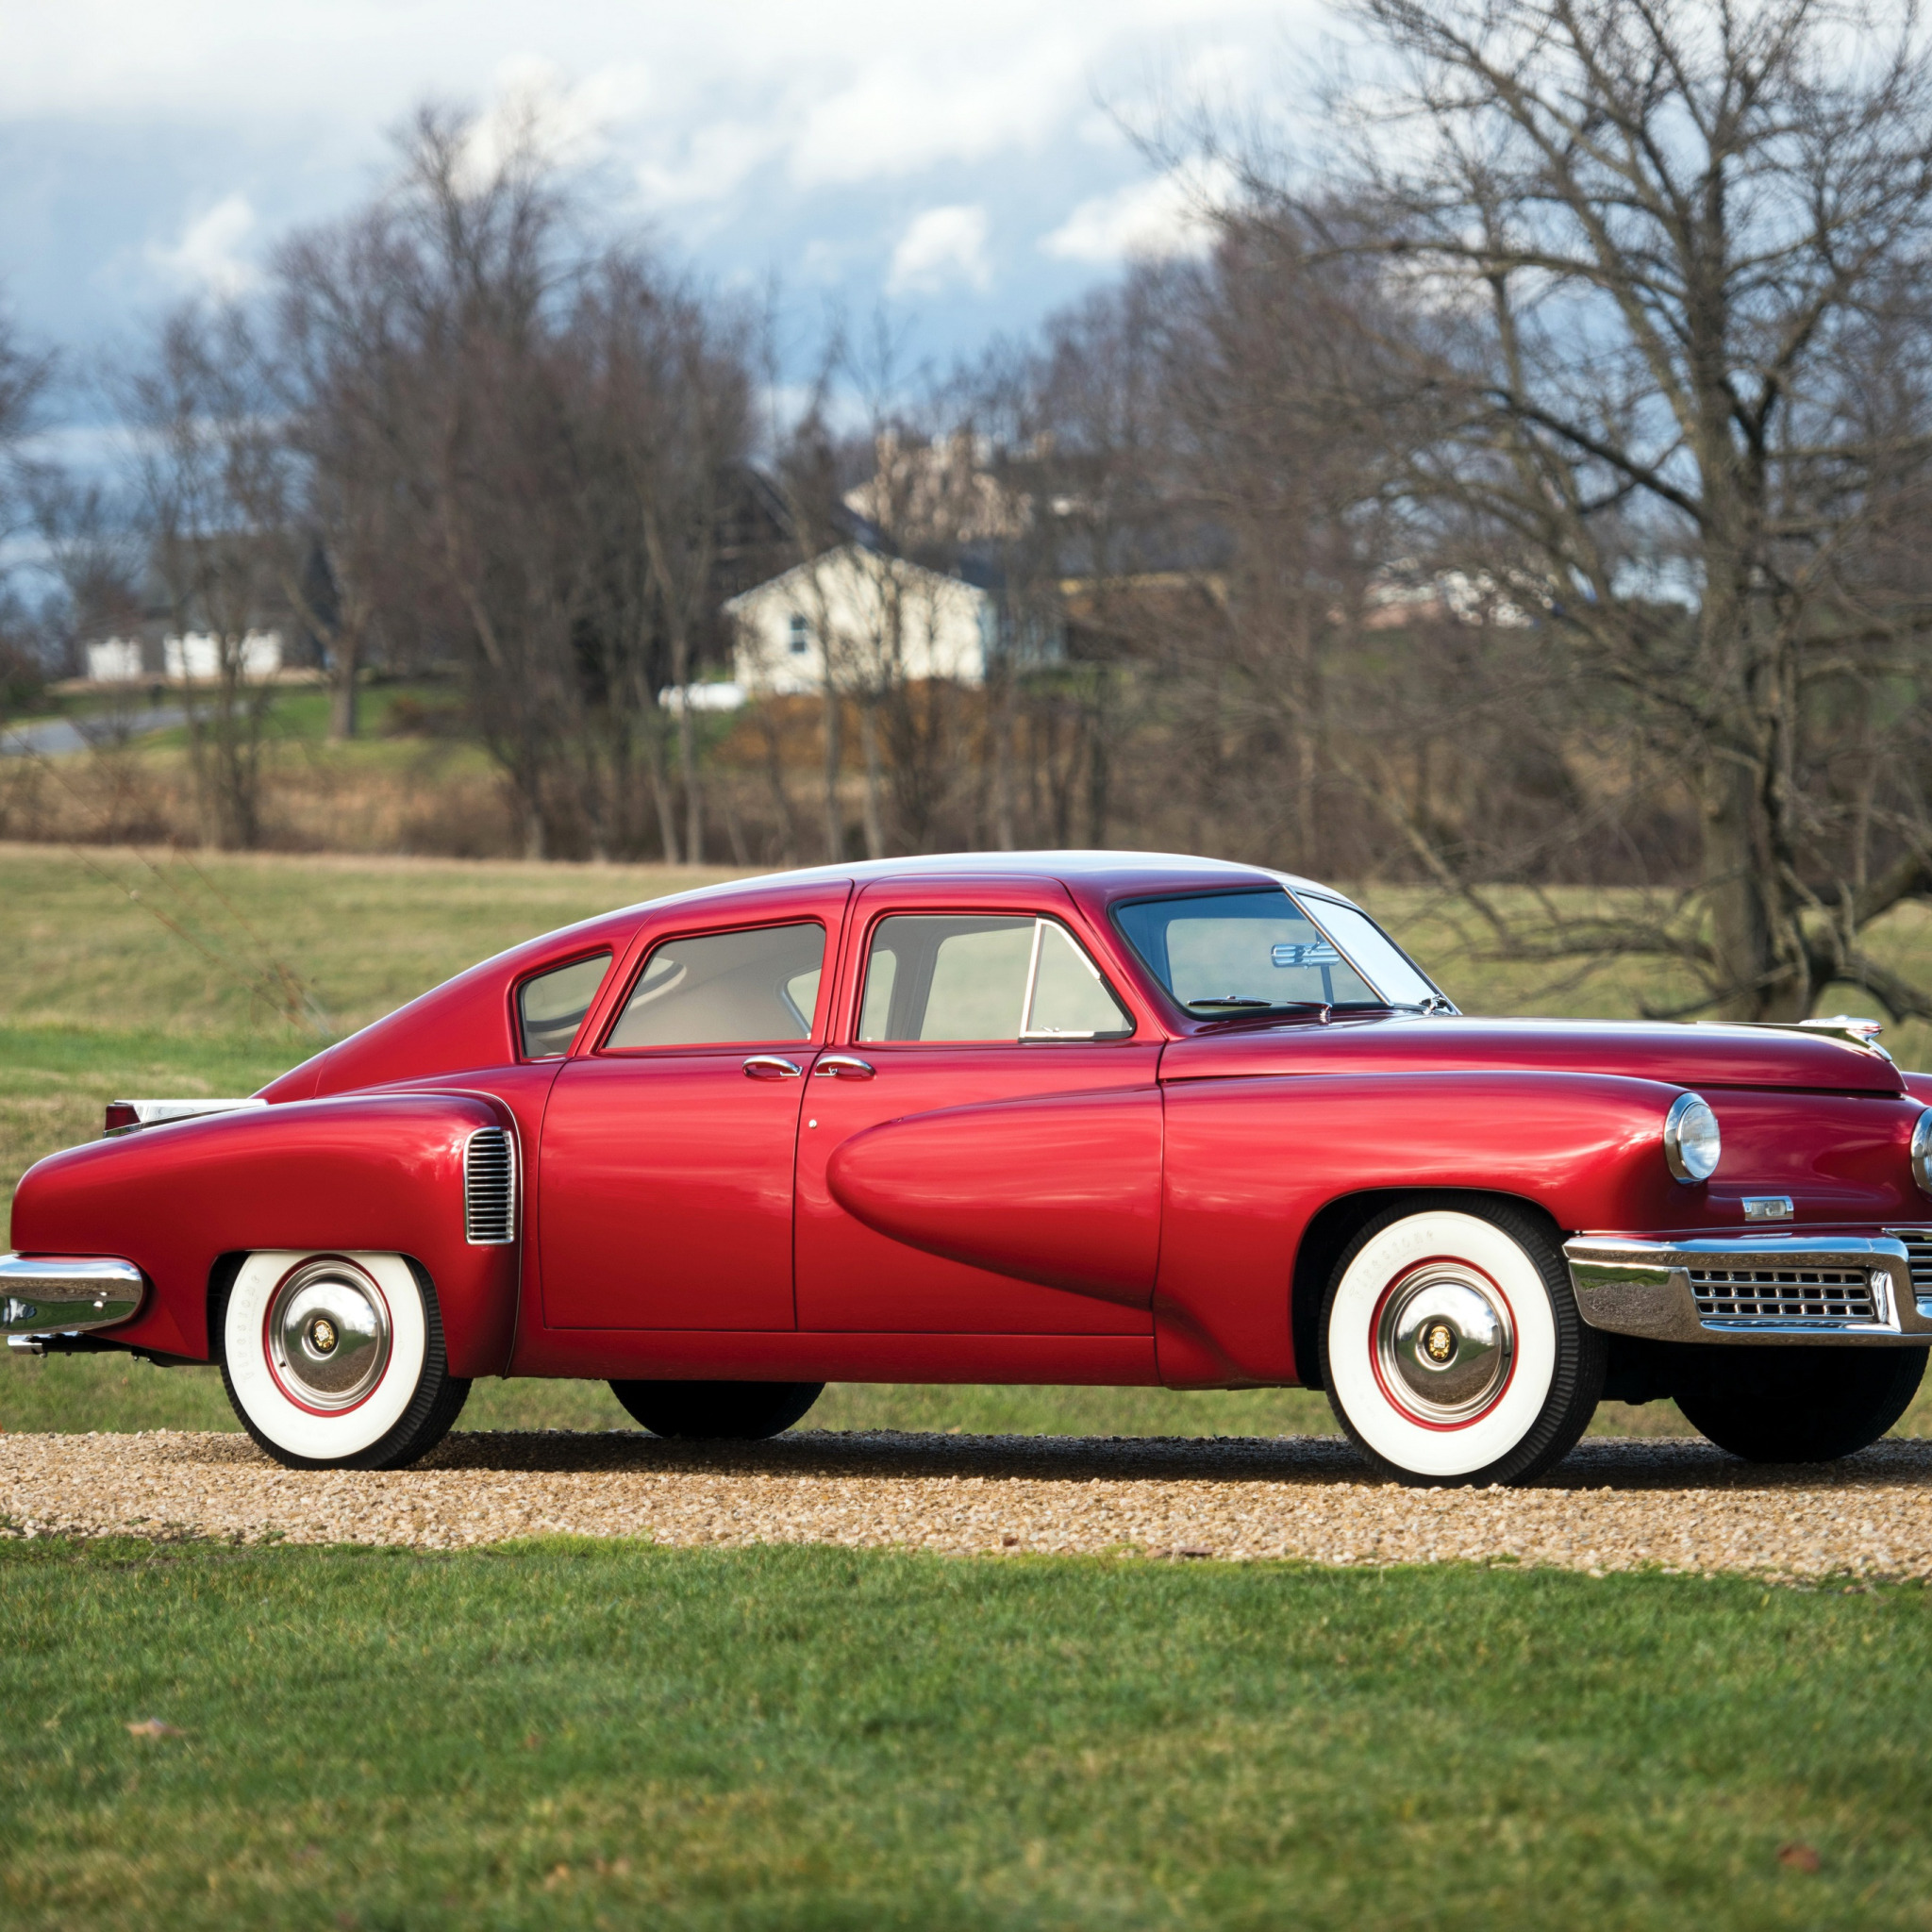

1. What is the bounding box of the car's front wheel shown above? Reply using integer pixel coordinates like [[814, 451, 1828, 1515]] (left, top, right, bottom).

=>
[[1320, 1199, 1606, 1487], [1673, 1346, 1926, 1462], [220, 1251, 471, 1470], [608, 1379, 824, 1440]]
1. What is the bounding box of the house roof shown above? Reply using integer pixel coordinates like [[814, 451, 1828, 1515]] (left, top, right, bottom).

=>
[[722, 542, 992, 616]]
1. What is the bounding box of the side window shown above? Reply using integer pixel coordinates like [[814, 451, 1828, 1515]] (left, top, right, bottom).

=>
[[858, 915, 1131, 1043], [605, 922, 825, 1049], [519, 952, 613, 1058]]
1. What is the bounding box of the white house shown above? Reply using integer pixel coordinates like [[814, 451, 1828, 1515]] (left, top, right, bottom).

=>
[[85, 629, 284, 684], [84, 639, 147, 683], [724, 545, 996, 698], [163, 630, 284, 680]]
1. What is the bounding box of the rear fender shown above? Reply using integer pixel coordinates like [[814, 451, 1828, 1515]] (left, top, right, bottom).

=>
[[8, 1093, 520, 1375]]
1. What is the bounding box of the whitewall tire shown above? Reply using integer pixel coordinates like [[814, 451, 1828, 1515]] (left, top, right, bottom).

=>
[[219, 1251, 470, 1470], [1320, 1200, 1604, 1487]]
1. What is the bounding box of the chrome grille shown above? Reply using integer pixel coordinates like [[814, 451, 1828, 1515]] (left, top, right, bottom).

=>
[[463, 1128, 516, 1244], [1689, 1264, 1875, 1324], [1885, 1229, 1932, 1303]]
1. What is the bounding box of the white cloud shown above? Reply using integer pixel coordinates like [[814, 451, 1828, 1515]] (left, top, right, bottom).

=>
[[639, 121, 786, 209], [455, 55, 655, 185], [1040, 157, 1238, 264], [146, 193, 260, 296], [791, 39, 1090, 187], [2, 0, 1331, 355], [888, 205, 992, 296]]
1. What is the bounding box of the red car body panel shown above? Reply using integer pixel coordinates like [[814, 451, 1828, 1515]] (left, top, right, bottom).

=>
[[9, 1092, 521, 1374], [823, 1085, 1164, 1306], [10, 850, 1929, 1392], [1158, 1016, 1905, 1096], [541, 1054, 808, 1330]]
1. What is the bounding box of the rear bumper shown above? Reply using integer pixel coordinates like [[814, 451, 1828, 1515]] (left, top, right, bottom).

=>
[[0, 1254, 145, 1338], [1566, 1230, 1932, 1345]]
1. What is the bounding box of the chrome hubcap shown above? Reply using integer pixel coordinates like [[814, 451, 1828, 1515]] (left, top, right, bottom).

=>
[[1375, 1265, 1513, 1422], [267, 1260, 391, 1410]]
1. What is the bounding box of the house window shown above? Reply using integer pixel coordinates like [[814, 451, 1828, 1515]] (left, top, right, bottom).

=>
[[788, 613, 810, 656]]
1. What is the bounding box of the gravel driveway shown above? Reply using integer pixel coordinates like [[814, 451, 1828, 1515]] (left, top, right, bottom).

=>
[[8, 1428, 1932, 1578]]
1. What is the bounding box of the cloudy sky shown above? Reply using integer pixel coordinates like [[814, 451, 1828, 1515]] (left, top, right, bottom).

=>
[[0, 0, 1332, 385]]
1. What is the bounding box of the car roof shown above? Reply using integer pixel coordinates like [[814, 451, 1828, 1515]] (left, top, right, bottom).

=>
[[596, 851, 1359, 924]]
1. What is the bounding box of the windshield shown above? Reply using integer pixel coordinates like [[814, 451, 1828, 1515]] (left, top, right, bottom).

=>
[[1111, 888, 1447, 1015], [1300, 898, 1446, 1009]]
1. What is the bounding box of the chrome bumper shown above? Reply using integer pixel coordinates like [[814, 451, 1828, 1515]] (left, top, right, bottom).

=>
[[1566, 1231, 1932, 1344], [0, 1255, 145, 1337]]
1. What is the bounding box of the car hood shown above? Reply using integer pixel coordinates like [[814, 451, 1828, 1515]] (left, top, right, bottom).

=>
[[1158, 1015, 1906, 1095]]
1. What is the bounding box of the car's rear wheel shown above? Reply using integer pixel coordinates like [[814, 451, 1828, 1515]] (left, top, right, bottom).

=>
[[219, 1251, 471, 1470], [1673, 1346, 1926, 1462], [1320, 1199, 1606, 1487], [608, 1379, 824, 1440]]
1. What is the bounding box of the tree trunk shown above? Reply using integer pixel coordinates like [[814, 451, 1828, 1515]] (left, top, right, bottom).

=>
[[991, 671, 1017, 851], [1084, 668, 1111, 848], [755, 702, 800, 865], [646, 718, 681, 864], [821, 677, 843, 861], [327, 624, 361, 741], [858, 698, 887, 858], [1703, 756, 1784, 1019], [668, 626, 703, 865]]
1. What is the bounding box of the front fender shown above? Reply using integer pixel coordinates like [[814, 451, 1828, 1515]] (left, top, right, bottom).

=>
[[1156, 1069, 1704, 1386], [8, 1092, 520, 1375]]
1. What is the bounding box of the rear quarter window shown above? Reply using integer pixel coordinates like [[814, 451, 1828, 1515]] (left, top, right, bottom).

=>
[[518, 952, 613, 1058]]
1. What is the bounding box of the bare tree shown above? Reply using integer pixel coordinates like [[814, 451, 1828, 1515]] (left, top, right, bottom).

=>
[[558, 258, 755, 861], [0, 307, 57, 707], [273, 212, 419, 741], [379, 105, 592, 858], [1284, 0, 1932, 1020], [602, 265, 753, 863], [125, 304, 286, 848], [765, 391, 858, 860]]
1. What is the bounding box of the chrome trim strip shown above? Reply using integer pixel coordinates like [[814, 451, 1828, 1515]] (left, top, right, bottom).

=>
[[1691, 1015, 1893, 1061], [0, 1255, 145, 1335], [1565, 1234, 1927, 1345], [106, 1097, 268, 1136]]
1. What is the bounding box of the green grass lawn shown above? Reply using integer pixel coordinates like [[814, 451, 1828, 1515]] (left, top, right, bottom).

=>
[[10, 846, 1932, 1930], [5, 1537, 1927, 1931]]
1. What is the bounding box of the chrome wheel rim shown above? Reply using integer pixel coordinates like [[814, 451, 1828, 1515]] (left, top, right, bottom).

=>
[[1374, 1263, 1514, 1424], [265, 1258, 391, 1412]]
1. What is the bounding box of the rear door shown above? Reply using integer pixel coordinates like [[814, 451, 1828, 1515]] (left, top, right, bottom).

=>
[[540, 886, 850, 1329], [794, 879, 1163, 1335]]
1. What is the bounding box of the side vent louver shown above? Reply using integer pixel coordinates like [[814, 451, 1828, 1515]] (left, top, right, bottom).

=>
[[463, 1127, 516, 1245]]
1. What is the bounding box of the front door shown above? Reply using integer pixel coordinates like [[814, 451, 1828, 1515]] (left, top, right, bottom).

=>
[[541, 910, 839, 1329], [795, 884, 1163, 1334]]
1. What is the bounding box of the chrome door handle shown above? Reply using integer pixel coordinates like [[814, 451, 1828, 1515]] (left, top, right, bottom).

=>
[[742, 1056, 803, 1080], [813, 1055, 875, 1080]]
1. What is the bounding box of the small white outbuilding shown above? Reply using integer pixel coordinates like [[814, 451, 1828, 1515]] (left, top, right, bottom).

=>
[[724, 545, 995, 697]]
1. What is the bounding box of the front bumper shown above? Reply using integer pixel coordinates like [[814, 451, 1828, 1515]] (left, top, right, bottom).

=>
[[0, 1254, 145, 1338], [1566, 1229, 1932, 1344]]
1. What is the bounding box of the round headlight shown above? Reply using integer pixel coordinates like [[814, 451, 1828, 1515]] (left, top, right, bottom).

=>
[[1912, 1108, 1932, 1198], [1664, 1091, 1721, 1184]]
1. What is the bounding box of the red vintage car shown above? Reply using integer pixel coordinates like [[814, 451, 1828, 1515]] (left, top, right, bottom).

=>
[[7, 852, 1931, 1486]]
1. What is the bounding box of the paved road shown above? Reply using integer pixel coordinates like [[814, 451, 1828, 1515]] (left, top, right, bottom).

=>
[[0, 707, 186, 758], [5, 1428, 1928, 1575]]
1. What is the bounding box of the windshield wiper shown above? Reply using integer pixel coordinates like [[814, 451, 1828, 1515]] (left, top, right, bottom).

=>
[[1185, 997, 1331, 1019]]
